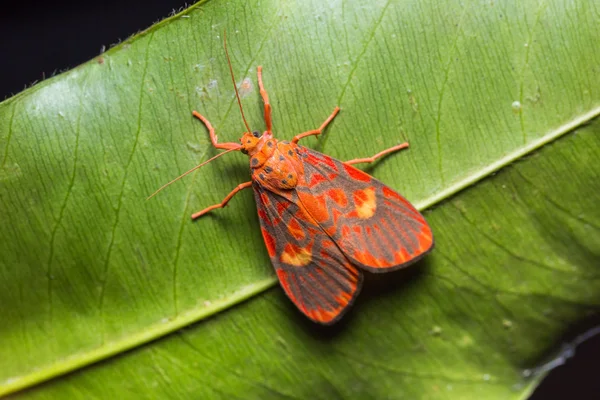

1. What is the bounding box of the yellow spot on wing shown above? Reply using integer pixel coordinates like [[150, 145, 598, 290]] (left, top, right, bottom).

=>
[[281, 243, 312, 266], [354, 187, 377, 219]]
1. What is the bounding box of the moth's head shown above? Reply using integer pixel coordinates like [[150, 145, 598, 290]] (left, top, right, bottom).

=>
[[239, 131, 261, 155], [240, 130, 271, 156]]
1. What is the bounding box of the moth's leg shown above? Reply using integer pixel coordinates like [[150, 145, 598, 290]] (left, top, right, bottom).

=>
[[344, 143, 409, 165], [192, 111, 241, 150], [292, 107, 340, 143], [257, 66, 273, 133], [192, 181, 253, 220]]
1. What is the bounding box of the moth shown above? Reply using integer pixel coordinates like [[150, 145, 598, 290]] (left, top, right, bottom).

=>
[[150, 37, 434, 324]]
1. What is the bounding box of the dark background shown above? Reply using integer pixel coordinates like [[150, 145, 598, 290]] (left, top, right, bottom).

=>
[[1, 1, 598, 398]]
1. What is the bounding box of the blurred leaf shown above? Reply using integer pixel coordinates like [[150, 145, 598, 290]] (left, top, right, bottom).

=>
[[1, 0, 598, 398]]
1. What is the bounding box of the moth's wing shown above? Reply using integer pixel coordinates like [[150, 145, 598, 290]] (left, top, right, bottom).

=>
[[253, 183, 363, 325], [295, 147, 434, 272]]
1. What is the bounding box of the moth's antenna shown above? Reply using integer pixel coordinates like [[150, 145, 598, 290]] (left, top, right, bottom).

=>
[[224, 30, 252, 133], [147, 147, 239, 200]]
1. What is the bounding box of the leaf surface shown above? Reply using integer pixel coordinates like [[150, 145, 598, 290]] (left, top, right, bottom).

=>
[[1, 0, 598, 398]]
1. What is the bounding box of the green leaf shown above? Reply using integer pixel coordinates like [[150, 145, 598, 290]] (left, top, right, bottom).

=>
[[1, 0, 598, 398]]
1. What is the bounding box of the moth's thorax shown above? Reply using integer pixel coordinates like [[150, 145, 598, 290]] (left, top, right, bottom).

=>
[[246, 133, 276, 168], [251, 139, 304, 191]]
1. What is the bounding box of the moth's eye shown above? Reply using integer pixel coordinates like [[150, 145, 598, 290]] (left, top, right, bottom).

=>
[[240, 148, 248, 155], [252, 131, 261, 138]]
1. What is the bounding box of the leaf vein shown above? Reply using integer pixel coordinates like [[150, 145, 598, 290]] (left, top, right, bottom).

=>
[[98, 31, 156, 342], [177, 333, 301, 399], [317, 0, 392, 152], [513, 168, 600, 230], [1, 99, 17, 168], [451, 201, 579, 276], [434, 8, 467, 185], [518, 0, 546, 143], [45, 76, 88, 325]]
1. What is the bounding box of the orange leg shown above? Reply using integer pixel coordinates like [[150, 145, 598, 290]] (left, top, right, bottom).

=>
[[191, 181, 252, 220], [257, 66, 272, 133], [292, 107, 340, 143], [192, 111, 241, 150], [345, 143, 409, 165]]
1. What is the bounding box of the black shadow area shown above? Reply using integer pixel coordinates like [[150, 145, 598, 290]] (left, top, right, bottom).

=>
[[0, 0, 189, 99]]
